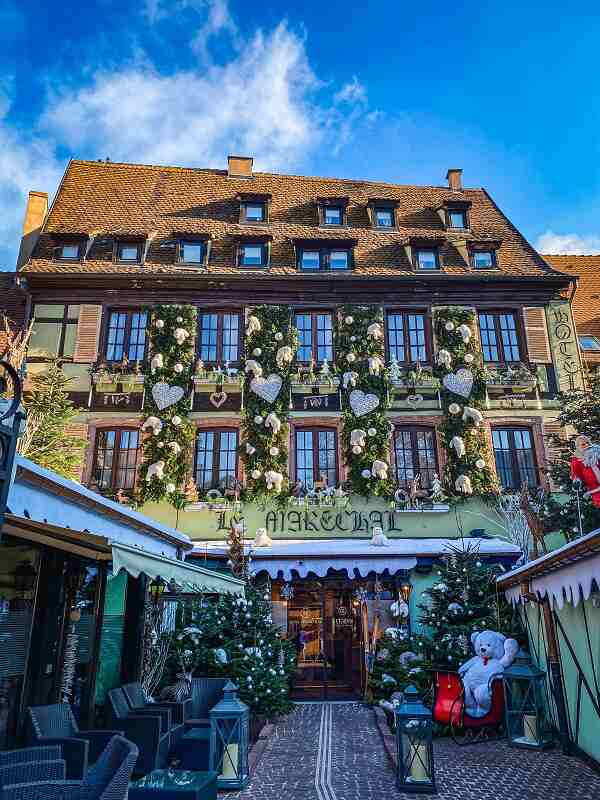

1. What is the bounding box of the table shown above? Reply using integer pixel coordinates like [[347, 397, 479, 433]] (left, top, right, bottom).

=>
[[129, 769, 217, 800], [176, 727, 211, 771]]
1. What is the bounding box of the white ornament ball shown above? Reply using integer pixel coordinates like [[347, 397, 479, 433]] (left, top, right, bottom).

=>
[[464, 353, 474, 363], [274, 332, 283, 341], [253, 348, 262, 357], [475, 458, 486, 470], [346, 353, 356, 363], [350, 336, 357, 342], [166, 483, 176, 494], [254, 415, 264, 425], [155, 319, 165, 329], [174, 363, 184, 373], [345, 315, 354, 324], [448, 403, 461, 415], [445, 321, 455, 331], [176, 316, 183, 323], [270, 446, 279, 456], [171, 415, 182, 426], [157, 441, 164, 447], [367, 427, 377, 436], [361, 469, 372, 479], [251, 469, 262, 479], [352, 445, 362, 455]]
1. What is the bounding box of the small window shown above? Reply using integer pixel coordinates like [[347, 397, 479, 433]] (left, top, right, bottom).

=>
[[324, 206, 343, 226], [375, 208, 395, 228], [180, 241, 206, 265], [117, 243, 140, 263], [330, 250, 349, 270], [243, 203, 266, 223], [198, 311, 241, 363], [295, 311, 333, 363], [105, 309, 148, 363], [29, 304, 79, 360], [93, 428, 140, 493], [415, 249, 439, 270], [448, 210, 467, 229], [59, 243, 81, 260], [297, 247, 351, 272], [478, 311, 521, 363], [492, 427, 538, 489], [386, 311, 428, 363], [300, 250, 321, 270], [394, 427, 438, 489], [472, 250, 496, 269], [239, 243, 267, 267], [579, 335, 600, 352], [195, 429, 238, 490], [295, 428, 338, 489]]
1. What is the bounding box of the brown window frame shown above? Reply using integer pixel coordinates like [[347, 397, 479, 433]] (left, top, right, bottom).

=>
[[294, 309, 335, 364], [393, 425, 439, 489], [29, 303, 79, 362], [445, 206, 470, 230], [102, 308, 149, 364], [317, 197, 349, 227], [491, 426, 539, 490], [294, 426, 339, 488], [114, 240, 143, 264], [385, 309, 430, 364], [194, 427, 239, 490], [240, 201, 267, 224], [297, 245, 353, 272], [413, 246, 441, 271], [197, 309, 243, 365], [470, 247, 499, 270], [92, 427, 141, 494], [237, 240, 270, 268], [178, 239, 209, 266], [477, 309, 524, 363], [54, 240, 85, 262]]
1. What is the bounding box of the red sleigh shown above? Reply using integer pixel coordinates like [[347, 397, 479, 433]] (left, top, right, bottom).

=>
[[432, 671, 506, 745]]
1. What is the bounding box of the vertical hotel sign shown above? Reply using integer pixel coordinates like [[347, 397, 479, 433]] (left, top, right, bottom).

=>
[[546, 301, 584, 391]]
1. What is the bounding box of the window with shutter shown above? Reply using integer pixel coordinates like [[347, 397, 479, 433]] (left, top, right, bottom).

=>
[[73, 305, 103, 363], [523, 307, 552, 363], [543, 419, 568, 491]]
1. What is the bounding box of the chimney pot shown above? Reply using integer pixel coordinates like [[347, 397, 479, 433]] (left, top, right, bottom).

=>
[[446, 169, 463, 191], [227, 155, 253, 179]]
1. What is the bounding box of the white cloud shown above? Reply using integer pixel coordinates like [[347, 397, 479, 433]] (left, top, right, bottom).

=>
[[334, 77, 368, 107], [535, 230, 600, 255]]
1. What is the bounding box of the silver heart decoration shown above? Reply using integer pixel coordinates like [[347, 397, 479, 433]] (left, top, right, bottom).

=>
[[407, 394, 424, 409], [152, 381, 185, 410], [443, 368, 474, 399], [250, 374, 283, 404], [349, 389, 380, 417], [209, 391, 228, 408]]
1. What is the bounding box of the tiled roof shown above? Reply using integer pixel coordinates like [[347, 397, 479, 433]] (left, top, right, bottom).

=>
[[23, 159, 567, 281], [544, 255, 600, 338]]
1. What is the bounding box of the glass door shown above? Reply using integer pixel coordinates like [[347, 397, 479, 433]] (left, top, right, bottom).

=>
[[323, 582, 362, 699], [287, 581, 325, 699]]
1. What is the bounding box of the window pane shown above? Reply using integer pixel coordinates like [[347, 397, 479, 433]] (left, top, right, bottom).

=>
[[449, 211, 466, 229], [417, 250, 437, 270], [200, 314, 218, 362], [329, 250, 349, 270], [375, 208, 394, 227], [217, 431, 238, 489], [245, 204, 265, 222], [407, 314, 426, 362], [62, 323, 77, 359], [324, 206, 342, 225], [316, 314, 333, 362], [115, 430, 140, 490], [181, 242, 204, 263], [295, 313, 313, 361], [317, 430, 337, 488], [473, 251, 493, 268], [513, 429, 537, 487], [394, 430, 415, 488], [29, 321, 63, 358], [296, 430, 314, 488], [60, 244, 79, 259], [478, 313, 499, 362], [128, 312, 148, 362], [241, 245, 264, 266], [499, 314, 520, 361], [106, 312, 127, 362], [118, 245, 139, 261], [579, 335, 600, 351], [222, 314, 239, 362], [95, 430, 116, 489], [195, 431, 215, 489], [33, 304, 65, 319], [300, 250, 320, 270], [415, 430, 437, 488], [492, 429, 514, 489], [387, 313, 406, 362]]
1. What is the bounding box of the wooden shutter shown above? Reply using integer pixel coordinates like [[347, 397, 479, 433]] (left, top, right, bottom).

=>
[[73, 305, 102, 363], [523, 307, 552, 363], [543, 419, 568, 491]]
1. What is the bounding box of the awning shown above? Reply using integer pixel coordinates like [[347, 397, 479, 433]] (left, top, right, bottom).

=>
[[111, 543, 245, 595], [253, 555, 417, 580]]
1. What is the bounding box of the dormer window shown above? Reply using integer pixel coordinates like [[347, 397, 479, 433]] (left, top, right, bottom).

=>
[[294, 239, 356, 272], [117, 242, 141, 263], [317, 197, 348, 227], [324, 206, 343, 226], [59, 243, 81, 260], [368, 199, 398, 230], [178, 239, 208, 266], [448, 209, 467, 229], [436, 200, 471, 231], [236, 235, 271, 268], [469, 241, 500, 270], [244, 203, 265, 222], [375, 208, 394, 228], [238, 192, 271, 224], [416, 248, 439, 271]]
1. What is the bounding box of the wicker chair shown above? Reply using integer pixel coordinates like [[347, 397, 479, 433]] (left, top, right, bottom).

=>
[[1, 734, 138, 800], [185, 678, 228, 729], [121, 683, 185, 746], [26, 705, 124, 781], [106, 689, 169, 776], [0, 753, 66, 790]]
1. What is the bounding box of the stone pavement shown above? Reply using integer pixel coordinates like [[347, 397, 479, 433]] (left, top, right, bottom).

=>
[[231, 701, 600, 800]]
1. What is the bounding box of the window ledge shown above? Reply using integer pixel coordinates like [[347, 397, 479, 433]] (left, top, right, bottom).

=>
[[92, 370, 144, 386], [393, 504, 450, 513]]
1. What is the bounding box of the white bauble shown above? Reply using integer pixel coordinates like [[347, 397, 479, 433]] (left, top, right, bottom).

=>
[[254, 415, 263, 425], [445, 321, 455, 331], [176, 316, 183, 323], [157, 441, 164, 447], [464, 353, 474, 364], [352, 445, 362, 455], [274, 332, 283, 341], [251, 469, 262, 479], [270, 446, 279, 456], [361, 469, 372, 478], [448, 403, 461, 415], [475, 458, 486, 469], [367, 427, 377, 436], [174, 363, 184, 373], [253, 348, 262, 357], [346, 353, 356, 363], [166, 483, 176, 494], [350, 336, 357, 342], [171, 415, 182, 426], [345, 315, 354, 324], [155, 319, 165, 329]]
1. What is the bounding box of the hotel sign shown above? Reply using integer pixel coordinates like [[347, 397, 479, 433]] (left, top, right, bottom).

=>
[[546, 301, 584, 391]]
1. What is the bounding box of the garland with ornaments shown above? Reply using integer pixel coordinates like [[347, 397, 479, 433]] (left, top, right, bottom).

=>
[[336, 305, 394, 498], [433, 306, 497, 499], [138, 304, 197, 508], [240, 305, 299, 502]]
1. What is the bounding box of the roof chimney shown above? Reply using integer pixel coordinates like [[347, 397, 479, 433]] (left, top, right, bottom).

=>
[[17, 190, 48, 268], [227, 155, 253, 179], [446, 169, 463, 191]]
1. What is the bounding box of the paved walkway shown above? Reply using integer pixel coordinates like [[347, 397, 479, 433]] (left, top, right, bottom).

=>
[[232, 702, 600, 800]]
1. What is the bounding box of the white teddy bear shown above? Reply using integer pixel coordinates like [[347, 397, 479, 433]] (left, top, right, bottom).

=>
[[450, 435, 466, 458], [368, 355, 385, 376], [264, 412, 282, 435], [254, 528, 273, 548], [455, 474, 473, 494], [246, 315, 261, 336], [462, 406, 484, 427], [173, 327, 189, 345], [343, 370, 359, 389], [367, 322, 383, 340], [264, 470, 284, 493], [150, 353, 164, 374], [458, 630, 519, 718], [142, 416, 163, 435], [145, 460, 165, 482], [276, 345, 294, 369], [350, 429, 367, 449], [371, 460, 389, 480], [458, 323, 472, 344], [371, 526, 390, 546], [437, 349, 452, 369], [244, 359, 263, 378]]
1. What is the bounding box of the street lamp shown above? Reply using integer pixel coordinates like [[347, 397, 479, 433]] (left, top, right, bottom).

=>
[[503, 650, 553, 750], [149, 576, 167, 605], [396, 685, 436, 794], [209, 680, 250, 790]]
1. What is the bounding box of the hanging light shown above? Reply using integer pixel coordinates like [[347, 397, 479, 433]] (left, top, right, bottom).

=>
[[13, 559, 37, 597], [149, 576, 167, 605], [399, 573, 413, 604]]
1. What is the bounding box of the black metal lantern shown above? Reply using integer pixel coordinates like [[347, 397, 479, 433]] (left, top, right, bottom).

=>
[[13, 559, 37, 597], [149, 576, 167, 605], [209, 680, 249, 790], [503, 650, 553, 750], [399, 575, 413, 604], [396, 685, 436, 794]]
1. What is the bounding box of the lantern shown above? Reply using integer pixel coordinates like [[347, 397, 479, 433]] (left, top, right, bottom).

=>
[[396, 685, 436, 794], [13, 560, 37, 597], [503, 650, 553, 750], [209, 681, 249, 790], [149, 576, 167, 605], [399, 575, 413, 605]]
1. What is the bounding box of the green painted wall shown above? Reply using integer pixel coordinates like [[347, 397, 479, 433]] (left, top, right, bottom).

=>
[[95, 571, 128, 706]]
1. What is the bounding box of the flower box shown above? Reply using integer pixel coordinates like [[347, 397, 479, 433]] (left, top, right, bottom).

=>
[[193, 375, 243, 392], [92, 371, 144, 386]]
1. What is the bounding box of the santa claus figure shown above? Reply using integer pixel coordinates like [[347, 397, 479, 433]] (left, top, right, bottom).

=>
[[570, 435, 600, 508]]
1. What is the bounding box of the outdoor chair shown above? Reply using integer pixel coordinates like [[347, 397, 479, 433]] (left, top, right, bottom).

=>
[[106, 689, 169, 776], [0, 746, 66, 789], [26, 704, 124, 781], [121, 682, 185, 746], [185, 678, 228, 729], [0, 734, 138, 800]]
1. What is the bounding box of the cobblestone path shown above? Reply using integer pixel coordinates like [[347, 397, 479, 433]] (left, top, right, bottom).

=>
[[231, 702, 600, 800]]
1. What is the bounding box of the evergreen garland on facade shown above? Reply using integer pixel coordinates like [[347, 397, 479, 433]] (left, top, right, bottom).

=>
[[240, 305, 298, 502], [433, 306, 497, 499], [138, 304, 196, 508], [336, 305, 394, 498]]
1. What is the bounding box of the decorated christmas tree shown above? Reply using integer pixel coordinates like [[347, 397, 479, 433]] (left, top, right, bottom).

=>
[[369, 630, 430, 706]]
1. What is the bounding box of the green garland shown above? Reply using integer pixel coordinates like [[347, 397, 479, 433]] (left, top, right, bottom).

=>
[[336, 305, 394, 498], [433, 306, 497, 499], [138, 304, 196, 508], [240, 305, 298, 502]]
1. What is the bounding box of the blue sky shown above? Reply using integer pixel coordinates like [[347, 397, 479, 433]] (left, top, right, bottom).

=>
[[1, 0, 600, 266]]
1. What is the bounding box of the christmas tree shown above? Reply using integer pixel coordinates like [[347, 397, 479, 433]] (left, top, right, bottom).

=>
[[165, 587, 297, 719], [369, 630, 430, 707], [414, 542, 524, 670]]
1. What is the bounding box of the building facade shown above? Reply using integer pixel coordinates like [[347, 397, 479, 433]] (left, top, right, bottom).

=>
[[14, 156, 583, 699]]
